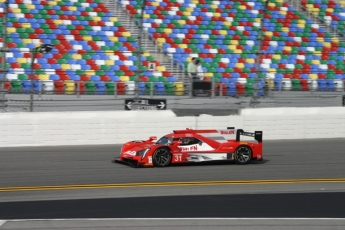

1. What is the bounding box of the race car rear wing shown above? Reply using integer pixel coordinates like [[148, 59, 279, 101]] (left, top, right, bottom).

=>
[[235, 129, 263, 143]]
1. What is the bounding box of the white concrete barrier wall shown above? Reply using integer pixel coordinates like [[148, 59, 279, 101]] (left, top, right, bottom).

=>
[[0, 107, 344, 147]]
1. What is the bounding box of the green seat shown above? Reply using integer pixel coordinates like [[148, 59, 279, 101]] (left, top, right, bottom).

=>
[[18, 74, 28, 80], [85, 81, 96, 95], [105, 82, 115, 95], [245, 83, 254, 96], [291, 79, 301, 91], [11, 80, 22, 94], [164, 82, 174, 95]]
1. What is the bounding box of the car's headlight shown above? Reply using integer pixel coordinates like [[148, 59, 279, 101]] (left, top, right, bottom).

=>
[[136, 149, 150, 159]]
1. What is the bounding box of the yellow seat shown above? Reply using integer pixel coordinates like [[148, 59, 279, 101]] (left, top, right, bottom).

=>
[[143, 14, 150, 19], [214, 12, 221, 17], [185, 7, 193, 12], [178, 20, 186, 25], [92, 16, 101, 22], [238, 5, 246, 10], [17, 58, 27, 64], [326, 8, 334, 13], [151, 1, 159, 6], [120, 76, 129, 82], [265, 78, 274, 90], [281, 27, 289, 32], [246, 58, 255, 64], [64, 80, 75, 95], [235, 63, 244, 68], [109, 36, 118, 42], [142, 52, 150, 57], [297, 24, 305, 29], [284, 46, 292, 51], [109, 17, 118, 22], [179, 44, 187, 49], [26, 4, 35, 9], [219, 30, 227, 35], [210, 4, 217, 9], [273, 54, 281, 60], [183, 12, 191, 16], [264, 31, 273, 36], [204, 72, 213, 77], [22, 39, 32, 44], [309, 74, 318, 79], [163, 28, 172, 34], [122, 32, 131, 37], [7, 27, 16, 33], [72, 54, 82, 60], [311, 60, 320, 64], [48, 1, 57, 5], [68, 6, 77, 11], [268, 68, 277, 73], [230, 40, 239, 45], [228, 45, 237, 50], [54, 19, 63, 25], [12, 8, 21, 13], [38, 74, 49, 81], [174, 82, 184, 96], [234, 49, 242, 54], [60, 64, 71, 70], [223, 21, 231, 26], [323, 42, 331, 48], [105, 60, 115, 65], [83, 36, 92, 41], [157, 38, 166, 43], [156, 66, 166, 72], [85, 70, 95, 76]]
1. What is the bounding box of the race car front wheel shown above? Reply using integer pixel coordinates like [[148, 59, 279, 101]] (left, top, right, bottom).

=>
[[153, 147, 171, 167], [234, 145, 252, 164]]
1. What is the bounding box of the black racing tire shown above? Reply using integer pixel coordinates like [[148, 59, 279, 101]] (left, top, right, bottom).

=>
[[234, 145, 252, 165], [152, 147, 172, 167]]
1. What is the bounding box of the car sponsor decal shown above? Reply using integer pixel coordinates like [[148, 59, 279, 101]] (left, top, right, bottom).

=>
[[148, 156, 152, 164], [178, 143, 214, 152], [123, 150, 136, 156], [186, 153, 228, 162]]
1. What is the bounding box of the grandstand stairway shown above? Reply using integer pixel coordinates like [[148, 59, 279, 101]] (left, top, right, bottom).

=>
[[101, 0, 184, 82], [291, 0, 345, 41]]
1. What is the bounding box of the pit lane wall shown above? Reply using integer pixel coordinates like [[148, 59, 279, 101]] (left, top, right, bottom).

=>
[[0, 107, 345, 147]]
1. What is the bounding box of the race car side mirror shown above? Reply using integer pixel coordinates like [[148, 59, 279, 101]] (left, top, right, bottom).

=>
[[149, 136, 157, 141]]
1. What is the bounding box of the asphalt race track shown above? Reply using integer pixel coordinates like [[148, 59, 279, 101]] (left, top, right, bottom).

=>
[[0, 139, 345, 229]]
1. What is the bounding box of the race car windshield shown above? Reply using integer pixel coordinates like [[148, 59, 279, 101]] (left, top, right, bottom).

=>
[[156, 136, 169, 144]]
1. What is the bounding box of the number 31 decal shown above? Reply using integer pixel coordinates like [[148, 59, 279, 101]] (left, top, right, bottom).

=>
[[174, 155, 182, 162]]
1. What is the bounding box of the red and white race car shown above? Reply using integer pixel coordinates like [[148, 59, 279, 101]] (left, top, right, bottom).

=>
[[114, 127, 263, 167]]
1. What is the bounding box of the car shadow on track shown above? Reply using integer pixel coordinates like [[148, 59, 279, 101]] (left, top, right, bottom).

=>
[[168, 159, 269, 168]]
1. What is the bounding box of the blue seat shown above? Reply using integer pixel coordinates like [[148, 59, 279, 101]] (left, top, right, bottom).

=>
[[110, 76, 119, 82], [138, 82, 146, 95], [326, 79, 335, 92], [96, 82, 106, 95], [49, 75, 60, 81], [317, 79, 326, 91], [90, 76, 101, 82], [226, 83, 236, 96], [22, 80, 31, 93]]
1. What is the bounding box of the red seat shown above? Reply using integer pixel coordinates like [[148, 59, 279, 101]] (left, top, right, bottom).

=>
[[54, 80, 64, 94], [117, 82, 125, 95], [75, 81, 85, 94]]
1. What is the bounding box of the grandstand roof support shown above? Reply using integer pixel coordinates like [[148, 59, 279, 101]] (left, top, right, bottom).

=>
[[255, 0, 270, 79], [134, 0, 148, 97], [0, 0, 9, 110]]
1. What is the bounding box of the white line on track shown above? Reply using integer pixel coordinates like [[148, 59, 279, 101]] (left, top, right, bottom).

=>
[[4, 218, 345, 221], [0, 220, 6, 227]]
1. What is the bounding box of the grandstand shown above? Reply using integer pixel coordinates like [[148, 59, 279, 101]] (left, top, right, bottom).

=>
[[0, 0, 345, 97]]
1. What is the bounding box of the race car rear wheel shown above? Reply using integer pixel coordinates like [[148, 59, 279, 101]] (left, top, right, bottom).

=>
[[152, 147, 171, 167], [234, 145, 252, 164]]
